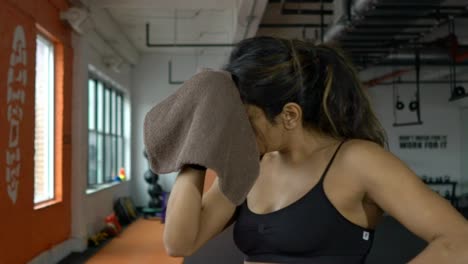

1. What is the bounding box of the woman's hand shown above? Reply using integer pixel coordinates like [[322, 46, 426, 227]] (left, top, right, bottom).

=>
[[409, 233, 468, 264]]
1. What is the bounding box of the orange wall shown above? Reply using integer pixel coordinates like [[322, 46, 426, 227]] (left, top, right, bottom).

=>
[[0, 0, 73, 263]]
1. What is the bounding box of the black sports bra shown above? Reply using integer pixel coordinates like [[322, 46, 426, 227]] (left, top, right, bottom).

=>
[[233, 141, 374, 263]]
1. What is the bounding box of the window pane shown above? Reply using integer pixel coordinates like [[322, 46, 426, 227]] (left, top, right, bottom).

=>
[[34, 35, 55, 204], [88, 80, 95, 130], [113, 136, 118, 178], [111, 90, 116, 135], [97, 82, 104, 132], [97, 134, 104, 184], [118, 137, 123, 172], [117, 95, 122, 136], [121, 96, 124, 137], [105, 88, 110, 134], [105, 135, 112, 182], [88, 132, 97, 185]]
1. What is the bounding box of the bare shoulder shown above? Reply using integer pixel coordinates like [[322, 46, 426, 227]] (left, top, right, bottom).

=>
[[338, 139, 409, 186], [339, 139, 394, 169], [339, 139, 426, 201], [340, 139, 386, 157]]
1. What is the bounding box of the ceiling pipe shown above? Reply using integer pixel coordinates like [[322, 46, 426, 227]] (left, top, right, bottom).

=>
[[321, 0, 379, 43], [243, 0, 258, 39], [374, 80, 468, 86], [456, 52, 468, 62], [268, 0, 333, 2], [281, 8, 333, 15], [364, 50, 468, 88], [259, 23, 328, 28], [363, 69, 412, 88]]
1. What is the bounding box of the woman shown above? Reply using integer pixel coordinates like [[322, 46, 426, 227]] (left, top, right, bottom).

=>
[[163, 36, 468, 263]]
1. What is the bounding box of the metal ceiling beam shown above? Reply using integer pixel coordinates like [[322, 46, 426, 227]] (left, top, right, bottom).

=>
[[322, 0, 385, 43], [259, 23, 328, 28], [349, 50, 389, 54], [347, 32, 422, 36], [352, 24, 436, 29], [341, 36, 415, 41], [375, 4, 468, 11], [321, 0, 468, 70], [345, 48, 391, 52], [363, 12, 467, 20], [268, 0, 333, 3], [281, 8, 333, 15], [342, 42, 393, 46], [372, 80, 468, 85], [375, 59, 468, 67]]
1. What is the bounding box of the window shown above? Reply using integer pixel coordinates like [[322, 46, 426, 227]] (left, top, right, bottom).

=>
[[34, 35, 55, 204], [88, 77, 125, 188]]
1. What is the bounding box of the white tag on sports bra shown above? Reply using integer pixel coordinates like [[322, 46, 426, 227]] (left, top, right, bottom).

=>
[[362, 231, 370, 241]]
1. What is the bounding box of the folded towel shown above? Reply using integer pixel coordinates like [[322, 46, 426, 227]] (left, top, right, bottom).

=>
[[143, 69, 260, 205]]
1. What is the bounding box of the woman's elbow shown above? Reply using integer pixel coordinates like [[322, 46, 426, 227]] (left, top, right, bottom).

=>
[[165, 246, 193, 258], [165, 247, 192, 258], [164, 235, 195, 257]]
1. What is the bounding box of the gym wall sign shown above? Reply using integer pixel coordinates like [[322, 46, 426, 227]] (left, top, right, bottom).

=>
[[399, 135, 448, 150], [5, 25, 27, 205]]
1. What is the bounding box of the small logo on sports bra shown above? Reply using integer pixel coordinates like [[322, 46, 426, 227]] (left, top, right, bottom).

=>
[[363, 231, 370, 241]]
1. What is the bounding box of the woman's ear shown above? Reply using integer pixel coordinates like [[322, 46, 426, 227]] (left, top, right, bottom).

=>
[[281, 103, 302, 130]]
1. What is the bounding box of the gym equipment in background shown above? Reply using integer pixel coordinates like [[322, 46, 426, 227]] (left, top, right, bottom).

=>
[[395, 96, 405, 110], [145, 170, 164, 209], [114, 196, 138, 226], [105, 213, 122, 235], [392, 50, 423, 127], [142, 150, 167, 221]]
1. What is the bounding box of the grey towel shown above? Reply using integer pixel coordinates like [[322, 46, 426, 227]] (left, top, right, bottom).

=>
[[143, 69, 260, 205]]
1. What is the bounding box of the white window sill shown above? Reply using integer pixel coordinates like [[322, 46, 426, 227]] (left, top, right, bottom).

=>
[[86, 180, 127, 195]]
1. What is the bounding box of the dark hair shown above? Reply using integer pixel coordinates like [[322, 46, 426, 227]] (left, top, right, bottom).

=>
[[224, 36, 387, 147]]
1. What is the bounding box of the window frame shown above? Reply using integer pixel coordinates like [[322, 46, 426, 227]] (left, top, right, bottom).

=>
[[34, 33, 56, 205], [87, 74, 126, 190]]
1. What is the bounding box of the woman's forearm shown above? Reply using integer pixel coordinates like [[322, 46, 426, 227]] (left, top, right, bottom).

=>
[[163, 166, 206, 256], [408, 232, 468, 264]]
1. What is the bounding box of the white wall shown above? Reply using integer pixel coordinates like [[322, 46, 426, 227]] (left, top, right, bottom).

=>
[[457, 70, 468, 195], [462, 108, 468, 195], [367, 78, 465, 194], [131, 52, 229, 206], [71, 32, 133, 247]]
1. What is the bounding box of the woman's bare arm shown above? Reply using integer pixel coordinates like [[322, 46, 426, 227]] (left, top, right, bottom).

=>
[[163, 166, 237, 257], [344, 140, 468, 264]]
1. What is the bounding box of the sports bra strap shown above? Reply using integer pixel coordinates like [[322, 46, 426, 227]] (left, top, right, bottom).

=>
[[319, 140, 346, 182]]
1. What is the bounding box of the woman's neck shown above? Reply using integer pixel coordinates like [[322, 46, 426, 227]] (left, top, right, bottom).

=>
[[278, 128, 340, 165]]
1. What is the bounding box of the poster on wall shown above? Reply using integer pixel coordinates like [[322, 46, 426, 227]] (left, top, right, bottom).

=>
[[0, 1, 36, 214], [399, 135, 448, 149], [5, 25, 27, 205]]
